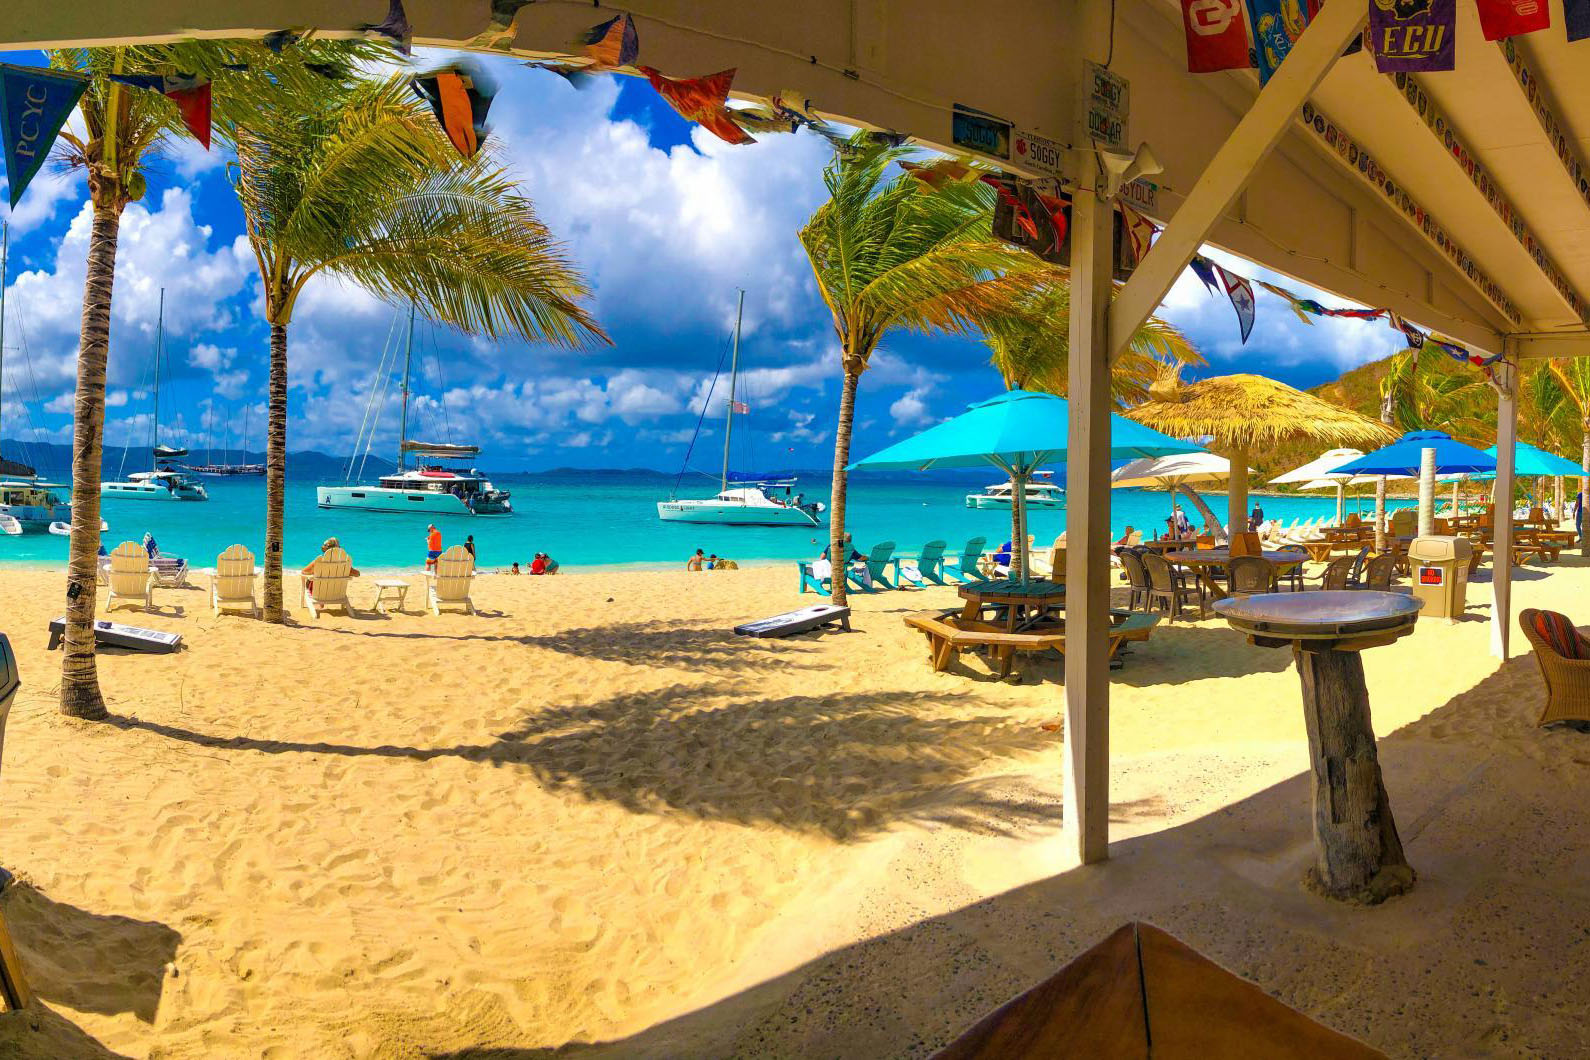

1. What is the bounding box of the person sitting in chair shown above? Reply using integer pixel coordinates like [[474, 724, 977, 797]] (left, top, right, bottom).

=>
[[302, 537, 357, 595]]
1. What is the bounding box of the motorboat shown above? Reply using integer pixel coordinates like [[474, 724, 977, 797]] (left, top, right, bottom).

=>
[[658, 479, 823, 526], [965, 474, 1066, 509], [102, 468, 210, 502]]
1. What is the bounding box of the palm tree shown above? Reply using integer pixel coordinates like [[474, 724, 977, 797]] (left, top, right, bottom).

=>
[[983, 284, 1204, 563], [231, 75, 606, 621], [799, 139, 1050, 605], [1373, 348, 1491, 545], [1546, 358, 1590, 551], [49, 47, 207, 720]]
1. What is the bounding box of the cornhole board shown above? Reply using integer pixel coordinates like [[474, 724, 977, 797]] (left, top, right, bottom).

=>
[[733, 605, 851, 638], [46, 617, 182, 654], [935, 921, 1384, 1059]]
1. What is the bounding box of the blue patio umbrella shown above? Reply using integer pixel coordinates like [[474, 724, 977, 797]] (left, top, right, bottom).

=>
[[1327, 431, 1496, 477], [849, 390, 1204, 579]]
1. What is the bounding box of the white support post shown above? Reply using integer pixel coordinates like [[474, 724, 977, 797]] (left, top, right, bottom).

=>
[[1492, 363, 1518, 660], [1064, 180, 1113, 865], [1107, 0, 1365, 358]]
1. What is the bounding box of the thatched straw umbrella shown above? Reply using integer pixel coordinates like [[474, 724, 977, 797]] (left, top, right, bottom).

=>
[[1125, 370, 1397, 537]]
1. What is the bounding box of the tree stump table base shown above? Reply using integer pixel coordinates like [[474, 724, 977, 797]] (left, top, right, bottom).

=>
[[1213, 591, 1423, 906]]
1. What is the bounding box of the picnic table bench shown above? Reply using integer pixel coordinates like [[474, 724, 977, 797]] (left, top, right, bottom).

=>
[[905, 608, 1160, 678]]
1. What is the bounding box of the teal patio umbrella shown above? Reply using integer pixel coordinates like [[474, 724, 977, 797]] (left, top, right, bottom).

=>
[[849, 390, 1204, 579]]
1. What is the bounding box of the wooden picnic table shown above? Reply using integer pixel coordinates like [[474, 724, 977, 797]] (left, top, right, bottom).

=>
[[1164, 549, 1306, 598], [958, 578, 1065, 633], [1138, 537, 1196, 553]]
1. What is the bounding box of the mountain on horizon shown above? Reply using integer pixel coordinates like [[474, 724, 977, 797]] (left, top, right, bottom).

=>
[[0, 440, 398, 481]]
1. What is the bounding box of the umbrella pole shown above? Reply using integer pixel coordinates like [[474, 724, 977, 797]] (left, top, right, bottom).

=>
[[1336, 482, 1344, 525]]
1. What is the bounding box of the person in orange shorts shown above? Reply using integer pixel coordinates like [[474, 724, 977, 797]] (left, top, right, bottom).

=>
[[425, 524, 443, 570]]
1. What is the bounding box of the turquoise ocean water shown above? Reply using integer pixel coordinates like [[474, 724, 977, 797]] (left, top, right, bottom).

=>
[[0, 471, 1415, 572]]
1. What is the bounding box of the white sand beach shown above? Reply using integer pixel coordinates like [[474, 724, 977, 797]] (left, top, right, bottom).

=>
[[0, 557, 1586, 1057]]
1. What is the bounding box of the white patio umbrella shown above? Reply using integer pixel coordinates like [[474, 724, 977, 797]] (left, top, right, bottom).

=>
[[1269, 448, 1377, 524], [1111, 451, 1246, 535]]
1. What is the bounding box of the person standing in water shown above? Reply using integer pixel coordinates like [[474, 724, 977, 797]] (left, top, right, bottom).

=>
[[464, 534, 476, 561], [426, 524, 443, 571]]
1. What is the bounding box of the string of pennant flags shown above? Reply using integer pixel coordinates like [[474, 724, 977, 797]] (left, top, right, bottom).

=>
[[1182, 0, 1590, 81]]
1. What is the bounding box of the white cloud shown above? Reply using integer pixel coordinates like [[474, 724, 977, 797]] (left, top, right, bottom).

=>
[[889, 386, 934, 428]]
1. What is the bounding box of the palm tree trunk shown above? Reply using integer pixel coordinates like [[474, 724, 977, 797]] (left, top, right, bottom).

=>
[[827, 366, 860, 606], [1580, 420, 1589, 557], [262, 321, 289, 622], [60, 203, 121, 721], [1008, 471, 1026, 579]]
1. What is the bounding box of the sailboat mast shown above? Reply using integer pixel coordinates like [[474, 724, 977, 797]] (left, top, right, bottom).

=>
[[720, 289, 743, 493], [398, 304, 416, 472], [151, 287, 165, 469]]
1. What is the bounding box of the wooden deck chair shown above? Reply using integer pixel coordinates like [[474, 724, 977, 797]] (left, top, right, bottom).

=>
[[426, 545, 476, 615], [105, 541, 155, 612], [302, 547, 353, 618], [209, 545, 258, 617]]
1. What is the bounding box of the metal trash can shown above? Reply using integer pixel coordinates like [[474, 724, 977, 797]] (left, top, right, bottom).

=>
[[1408, 536, 1472, 621]]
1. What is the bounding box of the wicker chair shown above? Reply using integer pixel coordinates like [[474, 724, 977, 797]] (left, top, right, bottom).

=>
[[1118, 548, 1150, 612], [1227, 555, 1276, 598], [1519, 608, 1590, 727], [1275, 544, 1308, 591], [1320, 555, 1356, 591], [1143, 551, 1203, 622], [1361, 552, 1396, 590]]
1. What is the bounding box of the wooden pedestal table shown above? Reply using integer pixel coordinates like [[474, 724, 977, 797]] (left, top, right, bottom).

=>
[[1212, 590, 1422, 904]]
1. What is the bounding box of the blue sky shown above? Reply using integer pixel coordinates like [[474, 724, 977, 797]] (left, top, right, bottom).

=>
[[0, 49, 1406, 473]]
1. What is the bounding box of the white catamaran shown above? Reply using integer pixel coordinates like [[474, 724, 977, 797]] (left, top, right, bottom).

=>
[[318, 306, 511, 516], [657, 291, 824, 528], [100, 289, 209, 503]]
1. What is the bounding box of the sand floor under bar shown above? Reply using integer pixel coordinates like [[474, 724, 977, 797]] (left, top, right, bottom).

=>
[[0, 557, 1585, 1057]]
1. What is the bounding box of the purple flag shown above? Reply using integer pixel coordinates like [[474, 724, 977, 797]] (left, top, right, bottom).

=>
[[1569, 0, 1590, 41], [1189, 255, 1220, 295], [1369, 0, 1455, 73]]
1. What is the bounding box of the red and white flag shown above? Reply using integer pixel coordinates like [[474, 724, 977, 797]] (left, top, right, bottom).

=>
[[1119, 203, 1158, 265], [1180, 0, 1251, 72], [1475, 0, 1550, 40], [729, 400, 749, 414]]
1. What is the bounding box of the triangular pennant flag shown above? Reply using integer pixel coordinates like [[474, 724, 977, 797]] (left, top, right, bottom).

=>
[[412, 65, 495, 160], [1119, 202, 1157, 264], [109, 73, 212, 149], [638, 67, 755, 145], [1386, 311, 1426, 349], [580, 14, 639, 68], [262, 29, 301, 54], [1188, 255, 1220, 295], [1215, 266, 1256, 343], [1318, 306, 1386, 321], [1255, 279, 1315, 325], [469, 1, 536, 52], [0, 63, 89, 207], [528, 62, 603, 92], [362, 0, 413, 56]]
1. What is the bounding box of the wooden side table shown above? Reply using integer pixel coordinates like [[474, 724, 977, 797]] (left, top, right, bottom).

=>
[[372, 579, 410, 614]]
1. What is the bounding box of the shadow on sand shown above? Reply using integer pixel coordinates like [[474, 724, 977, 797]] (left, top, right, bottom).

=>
[[431, 653, 1590, 1059], [110, 683, 1057, 841]]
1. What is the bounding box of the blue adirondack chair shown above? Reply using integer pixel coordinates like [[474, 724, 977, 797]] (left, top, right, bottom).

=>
[[797, 560, 832, 595], [899, 540, 949, 586], [847, 540, 899, 592], [945, 536, 990, 583]]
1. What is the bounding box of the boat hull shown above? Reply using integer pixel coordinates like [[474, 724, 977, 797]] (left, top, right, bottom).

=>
[[101, 481, 208, 501], [657, 501, 820, 527], [964, 496, 1066, 510], [317, 486, 510, 516]]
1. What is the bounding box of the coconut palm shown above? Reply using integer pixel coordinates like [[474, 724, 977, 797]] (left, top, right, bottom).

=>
[[1546, 358, 1590, 549], [232, 75, 605, 621], [982, 284, 1204, 562], [1376, 348, 1493, 544], [46, 42, 380, 719], [1127, 368, 1396, 540], [800, 139, 1051, 605]]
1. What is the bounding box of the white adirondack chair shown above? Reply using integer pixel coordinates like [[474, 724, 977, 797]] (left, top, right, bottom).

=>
[[105, 541, 155, 612], [302, 547, 354, 618], [210, 545, 258, 617], [426, 545, 476, 615]]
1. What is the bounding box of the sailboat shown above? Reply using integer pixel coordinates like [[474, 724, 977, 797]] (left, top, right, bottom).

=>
[[0, 221, 100, 535], [189, 403, 264, 475], [100, 289, 209, 502], [318, 306, 511, 516], [657, 291, 824, 527]]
